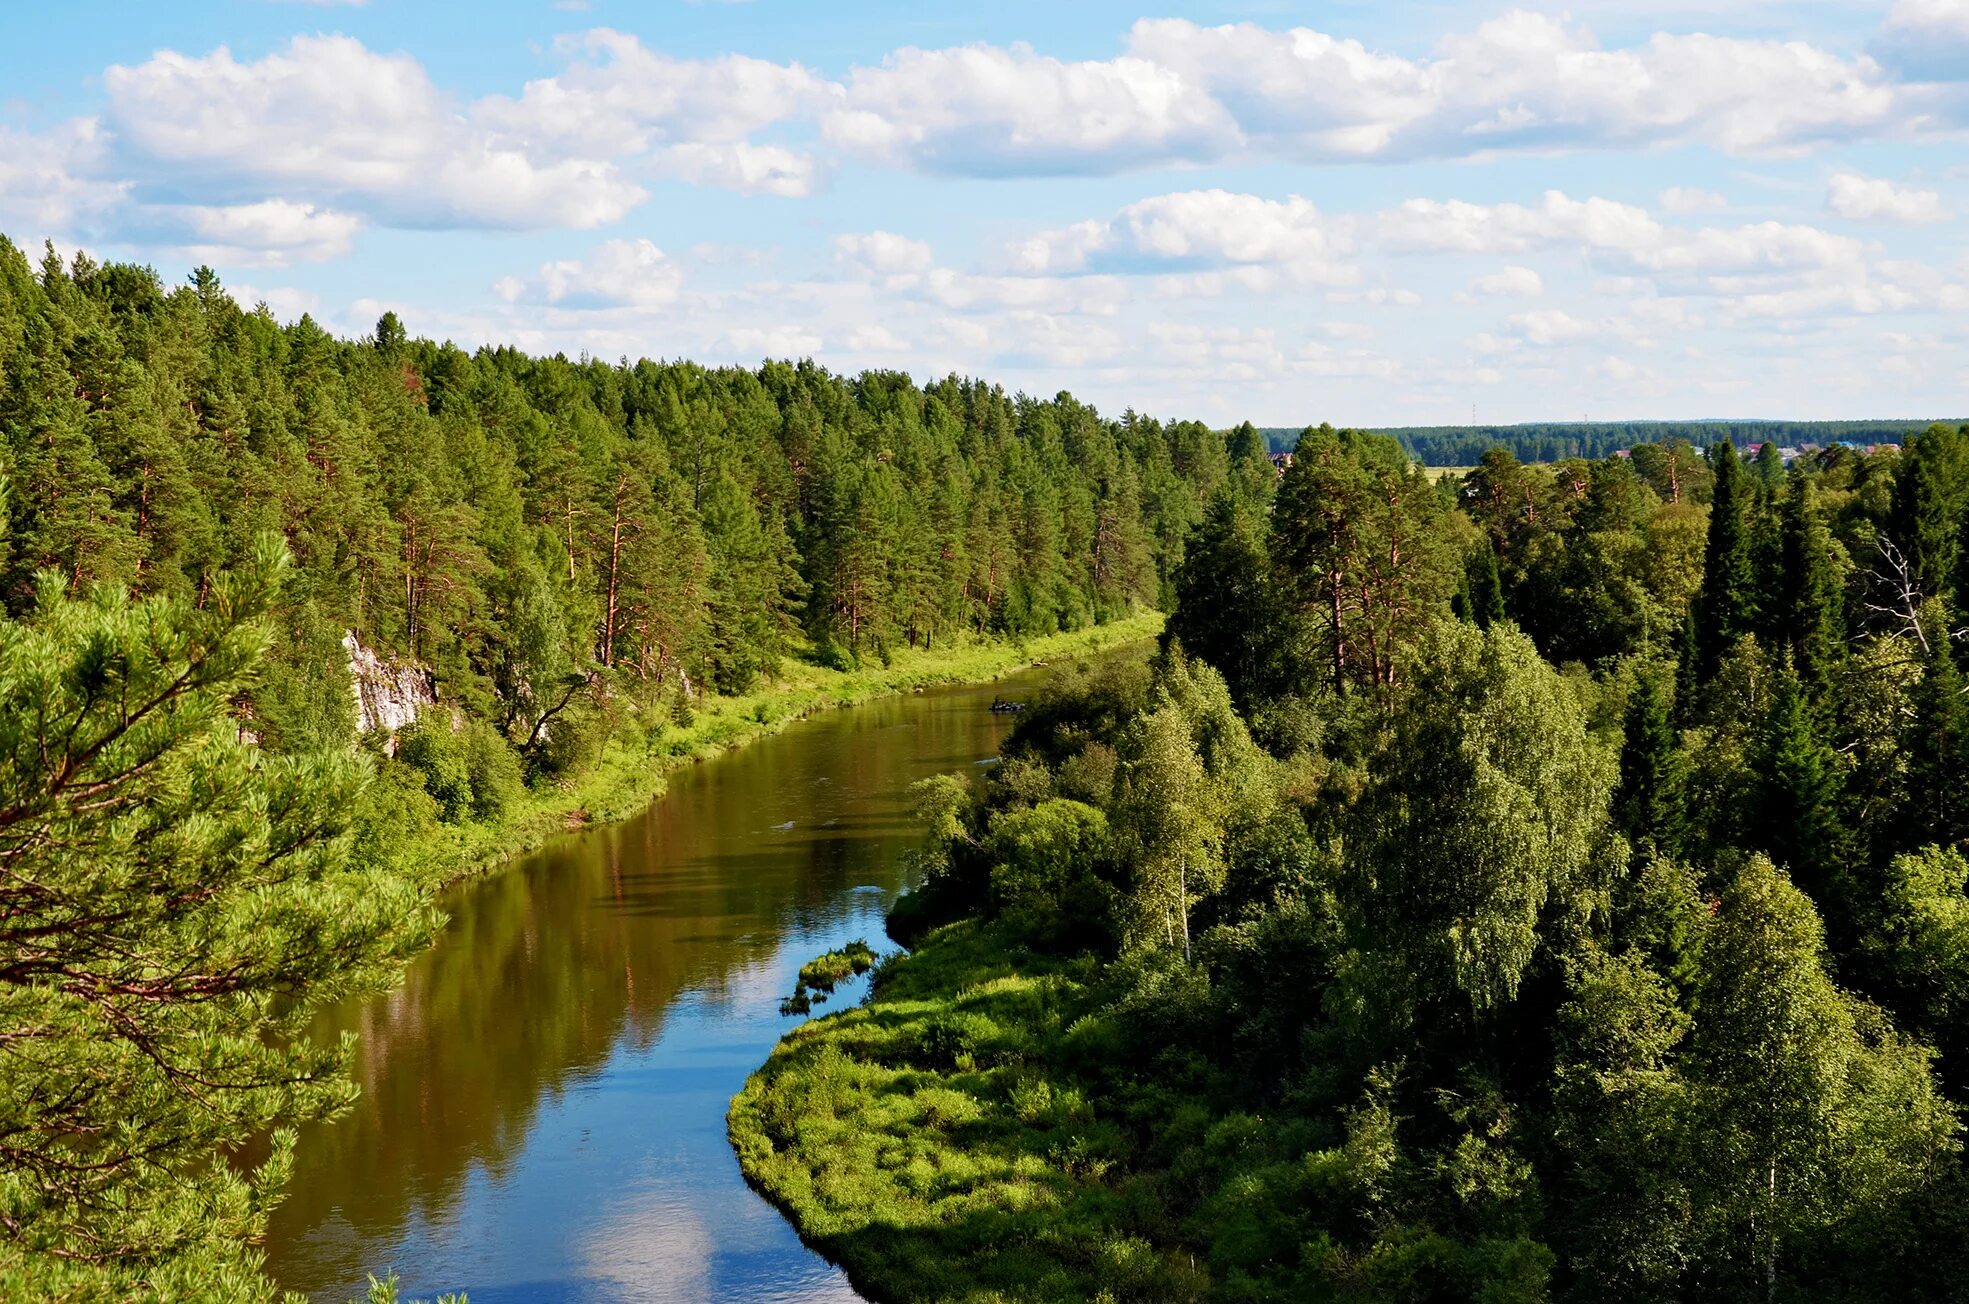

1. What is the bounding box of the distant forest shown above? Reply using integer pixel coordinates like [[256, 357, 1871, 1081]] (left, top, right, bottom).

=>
[[1257, 421, 1962, 466]]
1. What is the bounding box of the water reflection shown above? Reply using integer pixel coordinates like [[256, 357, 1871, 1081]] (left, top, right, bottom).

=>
[[265, 672, 1056, 1301]]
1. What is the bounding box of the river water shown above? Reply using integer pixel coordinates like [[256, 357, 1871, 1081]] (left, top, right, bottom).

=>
[[264, 665, 1066, 1302]]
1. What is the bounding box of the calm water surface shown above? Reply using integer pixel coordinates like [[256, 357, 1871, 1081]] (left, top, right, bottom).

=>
[[265, 665, 1075, 1302]]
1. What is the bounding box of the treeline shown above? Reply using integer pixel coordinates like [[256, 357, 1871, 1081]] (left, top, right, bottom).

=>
[[0, 235, 1274, 764], [736, 421, 1969, 1302], [0, 236, 1252, 1296], [1254, 419, 1951, 466]]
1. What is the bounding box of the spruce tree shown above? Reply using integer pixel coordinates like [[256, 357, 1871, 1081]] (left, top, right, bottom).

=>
[[1752, 667, 1850, 928], [1888, 423, 1969, 602], [1614, 669, 1686, 855], [1693, 440, 1754, 682], [1905, 624, 1969, 852], [1673, 610, 1701, 727], [1168, 491, 1292, 709], [1772, 470, 1845, 699]]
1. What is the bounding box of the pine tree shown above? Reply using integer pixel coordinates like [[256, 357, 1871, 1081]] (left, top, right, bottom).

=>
[[1167, 491, 1293, 710], [1468, 537, 1507, 630], [1614, 669, 1686, 855], [0, 539, 433, 1279], [1693, 440, 1754, 681]]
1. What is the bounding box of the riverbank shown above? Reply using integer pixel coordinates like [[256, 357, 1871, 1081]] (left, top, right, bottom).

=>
[[390, 613, 1163, 893], [727, 918, 1205, 1304]]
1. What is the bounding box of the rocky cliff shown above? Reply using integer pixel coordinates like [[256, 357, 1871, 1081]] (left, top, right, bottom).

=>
[[342, 632, 435, 736]]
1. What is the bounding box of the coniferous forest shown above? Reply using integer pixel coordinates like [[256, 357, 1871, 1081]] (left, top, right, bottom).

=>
[[7, 232, 1969, 1303], [0, 236, 1229, 1298], [735, 421, 1969, 1302]]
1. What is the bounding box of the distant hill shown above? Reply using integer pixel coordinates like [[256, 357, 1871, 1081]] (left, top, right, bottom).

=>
[[1255, 420, 1963, 466]]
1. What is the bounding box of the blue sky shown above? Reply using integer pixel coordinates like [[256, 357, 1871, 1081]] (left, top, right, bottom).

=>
[[3, 1, 1966, 426]]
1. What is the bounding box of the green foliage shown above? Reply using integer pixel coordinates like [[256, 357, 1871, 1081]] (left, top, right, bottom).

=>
[[1348, 621, 1615, 1020], [1694, 440, 1756, 681], [0, 540, 435, 1284], [780, 940, 879, 1015], [738, 418, 1969, 1302]]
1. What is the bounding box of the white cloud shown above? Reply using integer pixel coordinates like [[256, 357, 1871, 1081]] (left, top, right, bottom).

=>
[[225, 281, 322, 321], [478, 30, 825, 155], [1826, 171, 1952, 223], [1127, 13, 1902, 165], [1660, 186, 1729, 212], [494, 239, 684, 308], [1015, 190, 1354, 285], [145, 199, 362, 265], [833, 231, 935, 277], [1508, 308, 1599, 345], [1380, 189, 1864, 276], [103, 36, 645, 229], [0, 121, 127, 237], [654, 142, 819, 197], [1875, 0, 1969, 80], [724, 326, 823, 357], [1468, 265, 1544, 298], [823, 43, 1238, 175]]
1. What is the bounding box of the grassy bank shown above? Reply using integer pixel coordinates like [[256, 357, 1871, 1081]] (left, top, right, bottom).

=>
[[390, 612, 1162, 892], [729, 918, 1215, 1304]]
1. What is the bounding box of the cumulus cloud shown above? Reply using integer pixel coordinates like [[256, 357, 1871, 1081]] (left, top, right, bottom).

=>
[[141, 199, 362, 265], [723, 326, 823, 359], [1507, 308, 1599, 345], [834, 230, 936, 278], [1468, 265, 1545, 298], [477, 29, 825, 155], [822, 42, 1236, 175], [654, 142, 820, 197], [1826, 171, 1952, 223], [1121, 13, 1902, 167], [1013, 190, 1355, 285], [494, 239, 684, 308], [103, 36, 645, 229], [1380, 189, 1864, 276], [799, 15, 1917, 180], [0, 121, 127, 237]]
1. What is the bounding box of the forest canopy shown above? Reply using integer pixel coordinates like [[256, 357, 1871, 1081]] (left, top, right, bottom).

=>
[[737, 419, 1969, 1304], [0, 234, 1253, 1296]]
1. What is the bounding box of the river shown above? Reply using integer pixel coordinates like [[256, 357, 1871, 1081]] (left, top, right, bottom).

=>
[[261, 662, 1075, 1302]]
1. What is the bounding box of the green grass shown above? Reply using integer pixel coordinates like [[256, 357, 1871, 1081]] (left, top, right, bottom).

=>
[[729, 920, 1209, 1304], [397, 613, 1163, 891]]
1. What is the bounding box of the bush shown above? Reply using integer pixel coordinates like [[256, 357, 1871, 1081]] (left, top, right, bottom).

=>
[[396, 720, 472, 821], [459, 720, 523, 821], [986, 799, 1118, 947]]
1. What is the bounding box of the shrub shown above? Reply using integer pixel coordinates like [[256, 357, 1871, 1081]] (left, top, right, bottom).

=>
[[459, 720, 523, 821], [396, 720, 472, 821]]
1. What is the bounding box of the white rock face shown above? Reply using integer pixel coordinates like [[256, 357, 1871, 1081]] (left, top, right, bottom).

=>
[[343, 631, 435, 735]]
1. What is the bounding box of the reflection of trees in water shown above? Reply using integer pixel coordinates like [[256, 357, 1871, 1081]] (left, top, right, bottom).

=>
[[263, 676, 1028, 1294]]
